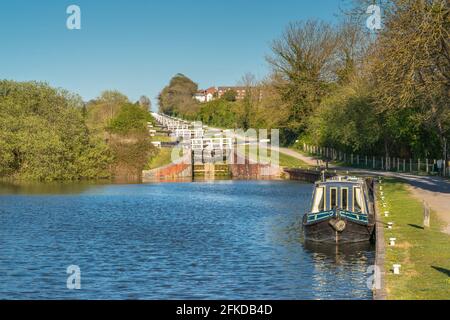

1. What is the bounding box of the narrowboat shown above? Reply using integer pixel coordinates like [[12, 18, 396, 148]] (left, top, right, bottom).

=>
[[303, 176, 376, 243]]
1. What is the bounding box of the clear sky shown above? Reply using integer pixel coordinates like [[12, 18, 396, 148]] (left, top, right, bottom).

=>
[[0, 0, 348, 109]]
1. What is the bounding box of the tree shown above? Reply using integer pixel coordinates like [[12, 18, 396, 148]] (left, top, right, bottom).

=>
[[266, 20, 340, 143], [158, 73, 200, 116], [222, 89, 237, 102], [369, 0, 450, 160], [237, 73, 259, 130], [107, 103, 152, 134], [0, 81, 113, 181], [86, 90, 130, 133], [139, 95, 151, 111]]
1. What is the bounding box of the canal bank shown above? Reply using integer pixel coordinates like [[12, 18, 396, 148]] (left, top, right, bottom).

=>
[[375, 178, 450, 299]]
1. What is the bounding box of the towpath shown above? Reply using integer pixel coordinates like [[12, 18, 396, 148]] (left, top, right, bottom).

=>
[[278, 148, 450, 234]]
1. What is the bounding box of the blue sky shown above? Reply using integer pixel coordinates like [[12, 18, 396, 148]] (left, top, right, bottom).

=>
[[0, 0, 348, 109]]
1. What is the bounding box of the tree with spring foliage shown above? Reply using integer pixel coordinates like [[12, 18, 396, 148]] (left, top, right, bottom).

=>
[[158, 73, 200, 117], [368, 0, 450, 160], [0, 81, 113, 181]]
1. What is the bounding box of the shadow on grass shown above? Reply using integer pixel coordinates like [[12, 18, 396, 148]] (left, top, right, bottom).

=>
[[408, 224, 425, 230], [431, 266, 450, 277]]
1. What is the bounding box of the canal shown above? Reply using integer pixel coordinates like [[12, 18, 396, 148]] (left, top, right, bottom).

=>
[[0, 180, 374, 299]]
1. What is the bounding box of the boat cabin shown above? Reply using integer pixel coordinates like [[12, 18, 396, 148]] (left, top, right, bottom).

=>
[[310, 177, 369, 214]]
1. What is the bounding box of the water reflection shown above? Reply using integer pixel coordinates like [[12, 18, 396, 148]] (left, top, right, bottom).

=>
[[0, 181, 106, 195], [303, 241, 374, 300], [303, 241, 374, 265]]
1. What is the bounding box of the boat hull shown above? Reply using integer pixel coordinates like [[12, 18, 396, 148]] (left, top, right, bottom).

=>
[[303, 216, 375, 243]]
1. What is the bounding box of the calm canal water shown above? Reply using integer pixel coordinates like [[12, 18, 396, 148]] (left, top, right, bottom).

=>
[[0, 180, 374, 299]]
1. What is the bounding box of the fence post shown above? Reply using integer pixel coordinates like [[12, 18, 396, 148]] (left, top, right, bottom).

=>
[[365, 155, 368, 167], [418, 159, 421, 172], [403, 159, 405, 172], [426, 159, 429, 173], [373, 156, 375, 169], [381, 157, 384, 170], [410, 158, 412, 172], [357, 155, 360, 166], [351, 154, 354, 164], [397, 158, 400, 171], [423, 201, 431, 228]]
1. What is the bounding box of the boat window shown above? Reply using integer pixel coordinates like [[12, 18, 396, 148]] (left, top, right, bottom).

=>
[[341, 188, 348, 210], [353, 187, 363, 212], [312, 187, 325, 213], [330, 188, 337, 209]]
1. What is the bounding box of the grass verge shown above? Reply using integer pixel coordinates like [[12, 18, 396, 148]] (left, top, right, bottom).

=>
[[146, 147, 174, 170], [245, 147, 311, 168], [152, 135, 175, 143], [378, 178, 450, 299]]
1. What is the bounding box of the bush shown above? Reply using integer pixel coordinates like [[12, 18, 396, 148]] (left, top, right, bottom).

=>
[[0, 81, 113, 181], [107, 103, 152, 134]]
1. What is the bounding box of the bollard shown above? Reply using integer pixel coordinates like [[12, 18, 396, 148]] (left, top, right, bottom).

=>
[[387, 222, 393, 229], [393, 264, 401, 275], [380, 191, 384, 196], [423, 201, 431, 228], [380, 186, 383, 191], [384, 211, 389, 217], [389, 238, 396, 246]]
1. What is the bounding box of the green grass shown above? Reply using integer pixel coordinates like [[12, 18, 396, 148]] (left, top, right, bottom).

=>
[[245, 147, 311, 168], [279, 152, 311, 168], [378, 179, 450, 300], [151, 135, 174, 143], [145, 147, 174, 170]]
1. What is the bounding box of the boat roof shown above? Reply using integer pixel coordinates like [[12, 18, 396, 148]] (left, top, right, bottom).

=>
[[315, 176, 365, 187]]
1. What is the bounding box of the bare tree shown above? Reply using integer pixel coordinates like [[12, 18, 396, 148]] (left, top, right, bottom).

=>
[[139, 95, 151, 111], [266, 20, 340, 136]]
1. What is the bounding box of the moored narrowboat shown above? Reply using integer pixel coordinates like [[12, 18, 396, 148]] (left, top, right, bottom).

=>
[[303, 176, 376, 243]]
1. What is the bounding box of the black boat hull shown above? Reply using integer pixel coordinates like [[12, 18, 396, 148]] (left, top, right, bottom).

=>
[[303, 216, 375, 243]]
